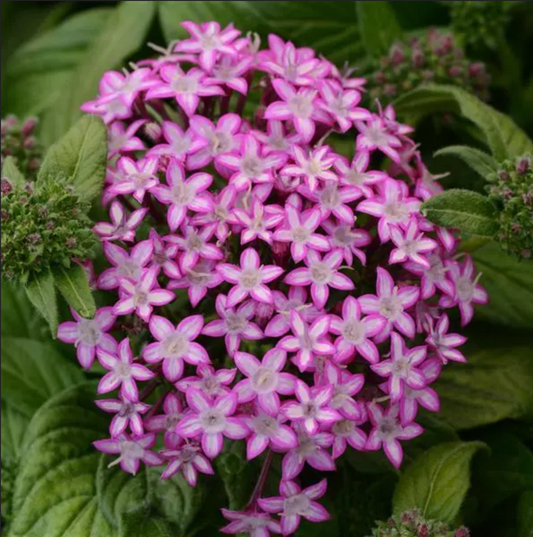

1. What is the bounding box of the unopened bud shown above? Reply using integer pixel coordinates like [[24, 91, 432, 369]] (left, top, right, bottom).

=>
[[254, 302, 275, 329], [454, 528, 470, 537], [1, 177, 13, 195], [66, 237, 77, 248], [498, 170, 510, 182], [1, 209, 9, 221], [411, 48, 425, 68], [27, 233, 41, 244], [389, 43, 405, 66], [144, 122, 162, 142], [21, 117, 38, 137], [449, 65, 463, 77], [516, 156, 530, 175]]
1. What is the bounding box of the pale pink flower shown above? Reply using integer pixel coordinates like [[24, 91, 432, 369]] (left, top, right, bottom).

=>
[[217, 248, 284, 307], [108, 119, 145, 157], [145, 393, 183, 448], [321, 220, 370, 266], [206, 54, 252, 94], [323, 361, 365, 420], [371, 333, 428, 402], [202, 294, 263, 356], [99, 68, 158, 107], [147, 230, 181, 280], [334, 151, 387, 198], [221, 508, 281, 537], [168, 260, 223, 307], [175, 21, 241, 71], [95, 398, 150, 438], [254, 120, 300, 153], [97, 338, 155, 402], [94, 433, 162, 475], [109, 156, 159, 203], [404, 250, 455, 300], [283, 145, 337, 192], [244, 410, 297, 460], [355, 115, 402, 163], [114, 267, 175, 322], [258, 479, 330, 535], [144, 314, 209, 382], [365, 403, 423, 468], [389, 218, 438, 269], [282, 380, 341, 434], [151, 161, 213, 231], [284, 250, 354, 309], [148, 121, 206, 161], [331, 417, 367, 459], [176, 389, 248, 458], [426, 313, 467, 364], [359, 267, 419, 342], [278, 311, 334, 372], [234, 349, 296, 413], [93, 201, 148, 242], [161, 441, 214, 484], [308, 182, 361, 224], [58, 307, 117, 369], [233, 197, 285, 244], [176, 364, 236, 398]]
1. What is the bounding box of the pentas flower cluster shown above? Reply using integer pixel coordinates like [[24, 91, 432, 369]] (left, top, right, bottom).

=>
[[59, 22, 487, 536]]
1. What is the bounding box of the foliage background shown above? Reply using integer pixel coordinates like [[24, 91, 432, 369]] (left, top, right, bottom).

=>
[[1, 2, 533, 536]]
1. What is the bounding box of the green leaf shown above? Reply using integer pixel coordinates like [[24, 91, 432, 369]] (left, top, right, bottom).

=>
[[434, 145, 498, 179], [395, 85, 533, 160], [118, 508, 174, 537], [1, 281, 47, 340], [1, 404, 28, 463], [38, 114, 107, 201], [54, 264, 96, 319], [96, 455, 150, 529], [435, 341, 533, 430], [0, 337, 84, 419], [1, 156, 25, 188], [2, 9, 111, 144], [356, 0, 402, 57], [472, 242, 533, 329], [518, 491, 533, 537], [25, 269, 58, 336], [393, 441, 486, 524], [52, 1, 156, 139], [421, 188, 499, 237], [9, 383, 114, 537]]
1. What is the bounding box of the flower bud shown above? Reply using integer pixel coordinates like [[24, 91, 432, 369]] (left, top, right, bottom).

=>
[[144, 122, 162, 142], [1, 178, 13, 195], [516, 156, 530, 175]]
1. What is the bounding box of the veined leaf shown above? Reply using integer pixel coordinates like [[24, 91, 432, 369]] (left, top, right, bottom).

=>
[[518, 491, 533, 537], [25, 269, 58, 336], [1, 404, 28, 463], [54, 264, 96, 319], [1, 156, 25, 187], [356, 1, 402, 57], [434, 145, 498, 179]]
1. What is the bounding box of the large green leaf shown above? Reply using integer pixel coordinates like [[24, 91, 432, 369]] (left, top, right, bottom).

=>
[[394, 85, 533, 160], [54, 264, 96, 319], [25, 269, 58, 336], [1, 156, 25, 188], [159, 1, 363, 65], [118, 508, 174, 537], [472, 242, 533, 329], [0, 337, 84, 419], [9, 383, 114, 537], [518, 491, 533, 537], [421, 188, 499, 237], [2, 9, 110, 144], [38, 114, 108, 201], [434, 146, 498, 180], [0, 404, 28, 464], [393, 441, 486, 524], [52, 1, 156, 140], [435, 342, 533, 430], [356, 1, 402, 58]]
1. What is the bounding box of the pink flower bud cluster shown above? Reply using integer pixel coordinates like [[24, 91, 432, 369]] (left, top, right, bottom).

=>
[[59, 21, 488, 536]]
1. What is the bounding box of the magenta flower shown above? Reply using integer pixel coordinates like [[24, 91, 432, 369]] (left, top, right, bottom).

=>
[[329, 296, 385, 364], [201, 294, 263, 356], [217, 248, 284, 307], [365, 403, 423, 468], [176, 389, 248, 458], [109, 156, 159, 203], [334, 151, 387, 198], [232, 196, 285, 244], [371, 333, 427, 402], [254, 120, 301, 153], [244, 410, 297, 460], [58, 307, 117, 369], [176, 364, 236, 399], [187, 113, 241, 169], [357, 178, 421, 242], [94, 433, 162, 475], [440, 256, 488, 325], [258, 479, 330, 535], [151, 161, 213, 231], [161, 441, 214, 484], [206, 54, 252, 94], [278, 311, 334, 372], [191, 185, 237, 242], [221, 508, 281, 537], [355, 115, 402, 163], [310, 182, 362, 224], [217, 135, 287, 190], [283, 145, 337, 192], [144, 314, 209, 382], [323, 362, 365, 420], [322, 219, 370, 266], [284, 250, 354, 309], [95, 398, 150, 438], [108, 119, 145, 157], [426, 313, 467, 364], [145, 393, 183, 448], [359, 267, 419, 342], [148, 121, 206, 162], [146, 64, 224, 116], [168, 259, 223, 307], [114, 267, 175, 322], [405, 251, 455, 300], [389, 218, 438, 269], [273, 205, 330, 263], [331, 418, 367, 459], [93, 201, 148, 243], [147, 230, 181, 280], [281, 430, 335, 480], [265, 80, 323, 142], [99, 68, 158, 107], [282, 380, 341, 434], [175, 21, 241, 71], [98, 240, 153, 290], [97, 338, 155, 402], [233, 349, 296, 412]]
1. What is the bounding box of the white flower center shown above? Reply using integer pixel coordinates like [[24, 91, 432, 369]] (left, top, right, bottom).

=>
[[455, 276, 474, 302], [426, 256, 446, 282], [378, 417, 400, 440], [252, 415, 279, 436], [401, 239, 418, 256], [383, 202, 408, 223], [345, 170, 367, 186], [301, 401, 319, 419], [225, 312, 248, 334], [170, 137, 191, 156], [320, 184, 342, 209], [284, 494, 311, 516], [77, 319, 101, 346], [251, 367, 278, 393], [239, 268, 262, 290], [241, 155, 264, 178], [310, 262, 332, 284], [187, 268, 211, 286], [200, 375, 221, 396], [164, 413, 181, 431], [171, 182, 194, 206], [172, 75, 198, 94], [120, 440, 144, 460], [341, 319, 365, 345], [118, 403, 136, 418], [209, 132, 233, 155], [179, 445, 199, 462], [333, 225, 354, 246], [365, 125, 389, 146], [392, 358, 410, 378], [200, 408, 227, 433], [289, 95, 313, 119], [185, 231, 204, 252], [200, 33, 221, 51], [378, 295, 403, 321], [133, 289, 150, 306], [119, 260, 141, 280], [214, 205, 228, 221], [291, 225, 310, 243], [333, 419, 355, 436], [162, 333, 189, 359], [114, 362, 132, 381]]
